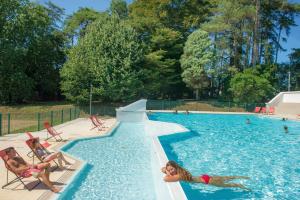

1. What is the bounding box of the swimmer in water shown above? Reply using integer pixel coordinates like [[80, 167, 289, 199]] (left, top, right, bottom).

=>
[[284, 125, 288, 133], [246, 119, 251, 124], [161, 161, 251, 191]]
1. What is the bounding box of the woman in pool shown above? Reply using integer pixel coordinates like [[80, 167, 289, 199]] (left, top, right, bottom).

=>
[[161, 161, 251, 190]]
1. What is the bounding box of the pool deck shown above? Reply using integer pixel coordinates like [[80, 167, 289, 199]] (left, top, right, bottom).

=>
[[0, 117, 116, 200]]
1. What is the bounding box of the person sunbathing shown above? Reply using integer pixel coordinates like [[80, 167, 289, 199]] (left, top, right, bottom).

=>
[[31, 138, 71, 169], [5, 147, 61, 193], [161, 161, 251, 191]]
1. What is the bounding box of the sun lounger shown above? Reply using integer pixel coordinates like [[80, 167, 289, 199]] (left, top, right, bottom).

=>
[[26, 132, 51, 148], [268, 107, 275, 115], [254, 107, 261, 113], [25, 138, 58, 171], [43, 122, 63, 142], [26, 132, 51, 158], [89, 115, 106, 131], [0, 147, 41, 190], [260, 107, 266, 114], [93, 115, 108, 128]]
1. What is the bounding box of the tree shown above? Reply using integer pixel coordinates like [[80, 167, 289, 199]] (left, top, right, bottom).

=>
[[110, 0, 128, 19], [64, 8, 104, 45], [229, 68, 274, 103], [128, 0, 211, 99], [289, 48, 300, 90], [60, 16, 145, 103], [180, 29, 214, 99], [0, 0, 65, 103]]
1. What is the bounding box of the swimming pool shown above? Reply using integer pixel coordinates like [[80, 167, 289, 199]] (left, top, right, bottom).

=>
[[58, 122, 156, 200], [149, 113, 300, 200]]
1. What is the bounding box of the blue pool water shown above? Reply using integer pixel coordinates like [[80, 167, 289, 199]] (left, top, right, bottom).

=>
[[58, 123, 156, 200], [149, 113, 300, 200]]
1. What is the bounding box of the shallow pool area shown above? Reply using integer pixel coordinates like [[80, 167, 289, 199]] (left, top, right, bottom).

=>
[[58, 122, 156, 200], [150, 113, 300, 200]]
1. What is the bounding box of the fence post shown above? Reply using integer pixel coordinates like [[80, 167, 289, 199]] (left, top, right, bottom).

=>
[[7, 113, 10, 134], [70, 108, 72, 120], [37, 113, 41, 131], [61, 109, 64, 123], [0, 113, 2, 136], [76, 107, 79, 118], [74, 107, 76, 119], [51, 111, 54, 126], [228, 102, 231, 112]]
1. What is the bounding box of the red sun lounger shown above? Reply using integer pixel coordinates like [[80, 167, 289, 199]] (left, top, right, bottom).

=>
[[43, 122, 63, 142], [268, 107, 275, 115], [254, 107, 261, 113], [0, 147, 41, 190], [89, 115, 106, 131], [25, 138, 58, 170], [260, 107, 266, 114], [25, 132, 51, 158]]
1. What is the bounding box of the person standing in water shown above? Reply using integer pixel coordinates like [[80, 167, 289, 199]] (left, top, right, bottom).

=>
[[246, 119, 251, 124], [161, 161, 251, 191], [284, 125, 288, 133]]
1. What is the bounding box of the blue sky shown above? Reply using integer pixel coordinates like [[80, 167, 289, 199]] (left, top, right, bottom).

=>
[[35, 0, 299, 63]]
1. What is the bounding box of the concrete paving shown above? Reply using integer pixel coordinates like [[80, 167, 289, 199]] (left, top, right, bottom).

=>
[[0, 117, 116, 200]]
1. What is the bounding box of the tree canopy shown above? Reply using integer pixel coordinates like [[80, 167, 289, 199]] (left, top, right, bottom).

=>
[[180, 29, 214, 99], [0, 0, 65, 103], [60, 16, 144, 103], [230, 68, 275, 103], [1, 0, 300, 104]]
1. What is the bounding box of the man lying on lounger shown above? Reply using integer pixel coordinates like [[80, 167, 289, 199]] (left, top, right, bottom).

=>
[[5, 147, 61, 193]]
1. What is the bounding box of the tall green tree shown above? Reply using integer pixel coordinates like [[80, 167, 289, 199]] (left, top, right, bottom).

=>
[[110, 0, 128, 19], [230, 68, 274, 103], [64, 8, 104, 45], [129, 0, 211, 99], [202, 0, 299, 99], [180, 29, 214, 99], [289, 48, 300, 90], [61, 16, 145, 102], [0, 0, 65, 103]]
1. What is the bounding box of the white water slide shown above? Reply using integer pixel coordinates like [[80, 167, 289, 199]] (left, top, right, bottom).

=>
[[266, 91, 300, 115]]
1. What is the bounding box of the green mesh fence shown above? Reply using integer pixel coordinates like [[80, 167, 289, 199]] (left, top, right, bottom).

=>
[[0, 107, 80, 136]]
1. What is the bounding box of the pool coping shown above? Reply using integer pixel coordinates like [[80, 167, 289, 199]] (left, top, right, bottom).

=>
[[152, 136, 188, 200], [145, 116, 189, 200]]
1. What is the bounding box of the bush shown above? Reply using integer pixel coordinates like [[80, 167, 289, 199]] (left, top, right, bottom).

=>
[[229, 68, 275, 103]]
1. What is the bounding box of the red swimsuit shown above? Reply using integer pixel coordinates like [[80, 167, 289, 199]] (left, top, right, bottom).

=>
[[201, 174, 211, 184]]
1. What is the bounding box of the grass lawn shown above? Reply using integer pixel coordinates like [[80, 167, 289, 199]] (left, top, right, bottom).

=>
[[0, 101, 74, 114], [0, 101, 79, 135]]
